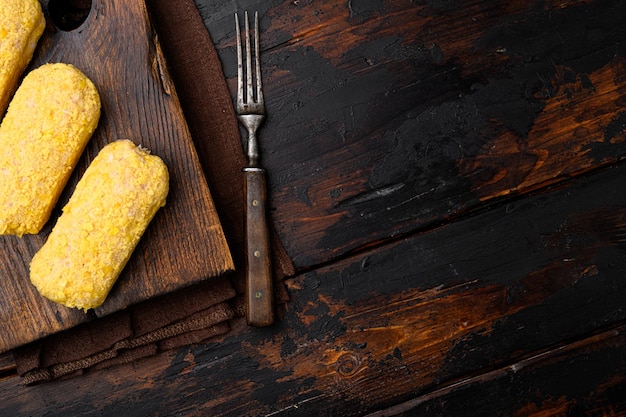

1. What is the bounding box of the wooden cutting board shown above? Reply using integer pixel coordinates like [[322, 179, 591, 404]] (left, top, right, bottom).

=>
[[0, 0, 234, 353]]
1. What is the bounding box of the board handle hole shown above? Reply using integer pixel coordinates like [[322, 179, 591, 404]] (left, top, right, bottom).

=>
[[49, 0, 92, 31]]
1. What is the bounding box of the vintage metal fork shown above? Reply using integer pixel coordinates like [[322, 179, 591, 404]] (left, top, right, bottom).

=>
[[236, 11, 273, 327]]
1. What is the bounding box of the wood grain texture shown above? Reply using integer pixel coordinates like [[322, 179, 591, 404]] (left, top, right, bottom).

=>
[[244, 168, 274, 327], [200, 0, 626, 268], [0, 0, 233, 353], [367, 325, 626, 417], [1, 148, 626, 415], [0, 0, 625, 415]]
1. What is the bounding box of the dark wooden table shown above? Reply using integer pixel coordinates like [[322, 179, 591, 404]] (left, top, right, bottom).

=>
[[2, 0, 626, 415]]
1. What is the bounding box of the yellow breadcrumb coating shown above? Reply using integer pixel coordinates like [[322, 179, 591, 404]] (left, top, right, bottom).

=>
[[0, 0, 46, 116], [0, 63, 101, 236], [30, 140, 169, 310]]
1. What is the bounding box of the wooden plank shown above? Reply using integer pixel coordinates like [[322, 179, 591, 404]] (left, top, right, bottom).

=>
[[0, 353, 16, 381], [197, 0, 626, 268], [367, 325, 626, 417], [0, 1, 622, 416], [0, 0, 234, 353], [1, 144, 626, 415]]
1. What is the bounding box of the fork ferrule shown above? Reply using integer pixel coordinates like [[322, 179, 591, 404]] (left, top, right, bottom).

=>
[[235, 11, 273, 327], [238, 114, 265, 166]]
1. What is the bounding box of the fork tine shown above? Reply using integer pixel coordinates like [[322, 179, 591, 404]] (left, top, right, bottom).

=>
[[234, 11, 272, 327], [235, 13, 244, 108], [245, 11, 254, 104], [254, 12, 263, 104]]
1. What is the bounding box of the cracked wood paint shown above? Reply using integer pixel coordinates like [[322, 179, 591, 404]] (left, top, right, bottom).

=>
[[201, 0, 626, 268]]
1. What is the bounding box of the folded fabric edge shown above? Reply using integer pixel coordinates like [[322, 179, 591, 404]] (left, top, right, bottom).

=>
[[19, 302, 234, 385], [13, 0, 297, 384]]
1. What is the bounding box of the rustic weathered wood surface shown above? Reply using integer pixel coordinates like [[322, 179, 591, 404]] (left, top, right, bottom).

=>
[[1, 0, 626, 415], [0, 0, 233, 353]]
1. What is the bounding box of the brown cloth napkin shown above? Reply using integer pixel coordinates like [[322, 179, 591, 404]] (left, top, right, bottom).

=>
[[12, 0, 294, 385]]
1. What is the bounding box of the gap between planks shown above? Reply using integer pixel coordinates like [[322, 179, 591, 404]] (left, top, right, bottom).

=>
[[290, 156, 626, 278], [362, 321, 626, 417]]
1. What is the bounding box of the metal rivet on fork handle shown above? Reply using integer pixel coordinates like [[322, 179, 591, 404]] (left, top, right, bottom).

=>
[[235, 11, 274, 327]]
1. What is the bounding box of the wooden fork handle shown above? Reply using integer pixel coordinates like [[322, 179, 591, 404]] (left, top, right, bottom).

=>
[[244, 167, 274, 327]]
